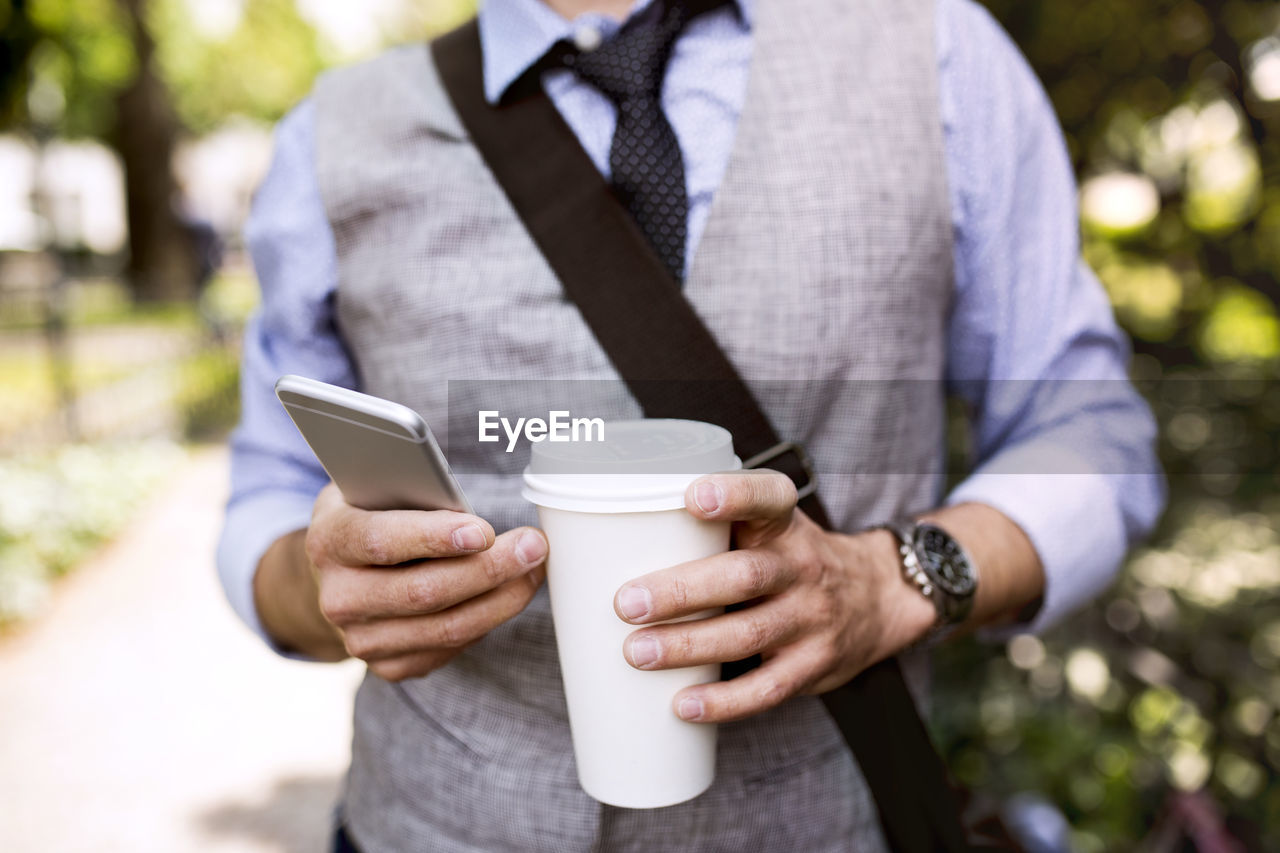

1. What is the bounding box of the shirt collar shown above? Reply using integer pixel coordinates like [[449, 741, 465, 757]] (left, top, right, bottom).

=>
[[477, 0, 755, 104]]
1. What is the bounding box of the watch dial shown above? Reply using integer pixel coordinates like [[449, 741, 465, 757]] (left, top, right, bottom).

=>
[[918, 527, 975, 596]]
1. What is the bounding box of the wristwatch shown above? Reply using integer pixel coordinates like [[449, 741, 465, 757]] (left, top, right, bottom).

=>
[[879, 521, 979, 636]]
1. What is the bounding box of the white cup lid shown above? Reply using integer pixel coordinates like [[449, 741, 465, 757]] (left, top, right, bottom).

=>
[[523, 419, 739, 513]]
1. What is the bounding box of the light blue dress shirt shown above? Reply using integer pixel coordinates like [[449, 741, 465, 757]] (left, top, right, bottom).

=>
[[218, 0, 1165, 649]]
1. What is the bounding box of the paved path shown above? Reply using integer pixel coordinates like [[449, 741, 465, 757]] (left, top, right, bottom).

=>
[[0, 446, 365, 852]]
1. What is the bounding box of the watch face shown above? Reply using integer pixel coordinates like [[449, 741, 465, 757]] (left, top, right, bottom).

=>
[[917, 526, 976, 597]]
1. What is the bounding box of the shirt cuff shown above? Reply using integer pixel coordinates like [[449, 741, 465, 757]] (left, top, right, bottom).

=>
[[944, 444, 1127, 638], [216, 490, 320, 659]]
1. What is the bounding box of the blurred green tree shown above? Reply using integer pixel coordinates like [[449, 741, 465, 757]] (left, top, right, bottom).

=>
[[148, 0, 324, 135], [984, 0, 1280, 371], [0, 0, 324, 301], [934, 4, 1280, 849], [115, 0, 192, 302]]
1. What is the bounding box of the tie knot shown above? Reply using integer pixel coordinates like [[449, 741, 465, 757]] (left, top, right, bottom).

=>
[[566, 2, 687, 104]]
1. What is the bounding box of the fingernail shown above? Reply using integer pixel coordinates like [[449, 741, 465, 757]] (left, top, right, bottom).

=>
[[617, 585, 652, 621], [693, 481, 723, 515], [516, 530, 548, 567], [677, 696, 704, 721], [629, 635, 660, 668], [451, 524, 486, 552]]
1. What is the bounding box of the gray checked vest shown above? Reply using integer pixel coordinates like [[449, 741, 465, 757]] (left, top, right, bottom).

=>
[[313, 0, 953, 848]]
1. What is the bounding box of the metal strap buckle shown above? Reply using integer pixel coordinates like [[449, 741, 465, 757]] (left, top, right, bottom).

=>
[[742, 441, 818, 501]]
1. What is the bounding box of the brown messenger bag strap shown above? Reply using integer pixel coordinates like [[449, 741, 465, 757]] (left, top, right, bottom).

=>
[[430, 20, 973, 853]]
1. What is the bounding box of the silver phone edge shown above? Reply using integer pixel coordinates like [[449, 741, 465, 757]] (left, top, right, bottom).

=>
[[274, 374, 475, 516], [275, 374, 428, 441]]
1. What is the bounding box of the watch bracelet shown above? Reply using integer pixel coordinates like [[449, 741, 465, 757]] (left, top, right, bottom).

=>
[[873, 522, 945, 629]]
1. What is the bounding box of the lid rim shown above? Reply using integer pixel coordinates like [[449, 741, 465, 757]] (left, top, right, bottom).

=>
[[522, 466, 741, 505], [523, 419, 739, 509], [527, 419, 736, 477]]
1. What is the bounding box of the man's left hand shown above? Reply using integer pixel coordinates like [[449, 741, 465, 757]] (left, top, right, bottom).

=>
[[613, 469, 937, 724]]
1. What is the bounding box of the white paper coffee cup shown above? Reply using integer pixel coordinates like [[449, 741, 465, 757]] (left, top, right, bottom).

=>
[[522, 419, 739, 809]]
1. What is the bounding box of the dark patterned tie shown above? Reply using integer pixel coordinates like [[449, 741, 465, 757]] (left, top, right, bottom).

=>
[[560, 1, 701, 283]]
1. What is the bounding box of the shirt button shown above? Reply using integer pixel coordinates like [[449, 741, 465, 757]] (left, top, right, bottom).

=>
[[573, 24, 603, 52]]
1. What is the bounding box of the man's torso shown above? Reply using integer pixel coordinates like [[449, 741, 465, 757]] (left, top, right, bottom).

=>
[[313, 0, 951, 848]]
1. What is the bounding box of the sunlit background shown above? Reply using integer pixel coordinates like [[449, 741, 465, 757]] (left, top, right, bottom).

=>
[[1, 1, 1278, 851]]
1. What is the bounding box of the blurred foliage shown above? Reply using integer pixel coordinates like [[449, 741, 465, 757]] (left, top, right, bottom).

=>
[[931, 3, 1280, 849], [0, 350, 128, 435], [934, 494, 1280, 850], [0, 440, 184, 626], [176, 347, 240, 441], [148, 0, 323, 134], [0, 279, 206, 331], [0, 303, 239, 623], [985, 0, 1280, 372], [0, 0, 137, 135], [0, 0, 483, 138], [0, 273, 252, 439], [0, 0, 322, 136], [197, 268, 261, 330]]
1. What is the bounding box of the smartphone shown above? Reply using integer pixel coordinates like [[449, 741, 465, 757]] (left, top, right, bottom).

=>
[[275, 375, 473, 514]]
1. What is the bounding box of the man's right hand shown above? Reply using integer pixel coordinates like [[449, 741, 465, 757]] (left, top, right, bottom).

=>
[[255, 483, 548, 681]]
